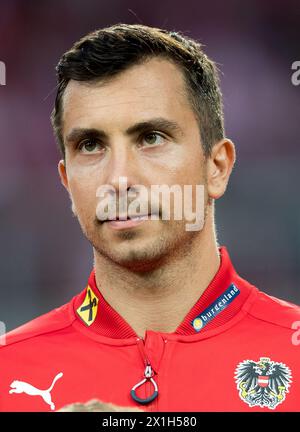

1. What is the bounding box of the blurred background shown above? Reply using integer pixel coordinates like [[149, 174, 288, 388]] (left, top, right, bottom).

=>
[[0, 0, 299, 331]]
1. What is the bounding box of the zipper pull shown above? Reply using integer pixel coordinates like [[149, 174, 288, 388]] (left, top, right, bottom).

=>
[[130, 337, 159, 405], [130, 363, 158, 405]]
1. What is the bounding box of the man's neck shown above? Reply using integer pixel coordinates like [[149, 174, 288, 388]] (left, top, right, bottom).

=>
[[93, 223, 220, 339]]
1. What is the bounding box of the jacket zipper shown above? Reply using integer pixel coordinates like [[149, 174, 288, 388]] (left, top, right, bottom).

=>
[[137, 337, 151, 369]]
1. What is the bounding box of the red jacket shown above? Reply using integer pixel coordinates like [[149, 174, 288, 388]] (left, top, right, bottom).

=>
[[1, 246, 300, 412]]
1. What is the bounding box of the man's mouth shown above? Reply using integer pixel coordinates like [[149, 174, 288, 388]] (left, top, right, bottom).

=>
[[104, 214, 148, 222], [101, 213, 159, 230]]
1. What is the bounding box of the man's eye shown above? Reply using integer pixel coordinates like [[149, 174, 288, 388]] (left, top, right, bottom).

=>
[[78, 140, 103, 154], [142, 132, 166, 147]]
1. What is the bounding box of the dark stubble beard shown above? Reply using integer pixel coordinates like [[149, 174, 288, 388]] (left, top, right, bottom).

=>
[[81, 199, 209, 272]]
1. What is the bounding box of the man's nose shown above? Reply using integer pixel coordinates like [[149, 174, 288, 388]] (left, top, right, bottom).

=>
[[104, 144, 139, 194]]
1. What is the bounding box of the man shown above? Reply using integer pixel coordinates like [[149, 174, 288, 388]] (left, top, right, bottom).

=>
[[0, 23, 299, 412]]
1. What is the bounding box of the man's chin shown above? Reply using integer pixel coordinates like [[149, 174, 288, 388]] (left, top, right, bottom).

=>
[[93, 241, 170, 272], [88, 220, 192, 270]]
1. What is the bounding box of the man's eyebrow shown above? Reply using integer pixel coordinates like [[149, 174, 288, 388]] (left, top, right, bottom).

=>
[[65, 128, 106, 145], [65, 117, 183, 145], [125, 117, 184, 136]]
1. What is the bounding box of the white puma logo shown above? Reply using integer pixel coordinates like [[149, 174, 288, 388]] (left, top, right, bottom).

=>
[[9, 372, 63, 410]]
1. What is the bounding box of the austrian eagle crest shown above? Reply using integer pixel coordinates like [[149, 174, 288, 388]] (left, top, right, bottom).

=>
[[235, 357, 292, 409]]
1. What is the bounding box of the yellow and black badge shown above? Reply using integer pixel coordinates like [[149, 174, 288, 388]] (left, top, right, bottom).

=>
[[77, 285, 99, 326]]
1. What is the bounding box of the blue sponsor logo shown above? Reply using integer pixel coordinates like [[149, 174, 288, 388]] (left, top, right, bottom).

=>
[[192, 283, 240, 332]]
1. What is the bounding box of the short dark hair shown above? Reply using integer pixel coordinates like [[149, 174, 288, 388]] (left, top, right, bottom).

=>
[[51, 23, 225, 160]]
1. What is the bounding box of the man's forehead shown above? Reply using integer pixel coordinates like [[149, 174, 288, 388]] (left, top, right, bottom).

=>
[[62, 58, 189, 111]]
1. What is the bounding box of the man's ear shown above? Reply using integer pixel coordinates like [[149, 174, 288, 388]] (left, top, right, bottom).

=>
[[58, 159, 77, 217], [58, 159, 69, 191], [206, 138, 236, 200]]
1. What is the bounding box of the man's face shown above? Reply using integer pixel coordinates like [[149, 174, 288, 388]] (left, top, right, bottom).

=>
[[59, 57, 210, 270]]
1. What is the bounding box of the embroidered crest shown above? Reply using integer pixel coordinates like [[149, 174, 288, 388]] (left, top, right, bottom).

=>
[[77, 285, 99, 326], [235, 357, 292, 409]]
